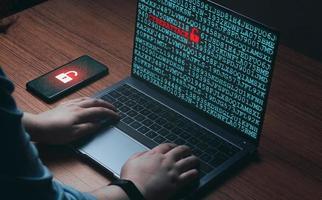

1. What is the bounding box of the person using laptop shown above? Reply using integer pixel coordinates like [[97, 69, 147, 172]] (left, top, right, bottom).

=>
[[0, 67, 199, 199], [1, 0, 280, 197]]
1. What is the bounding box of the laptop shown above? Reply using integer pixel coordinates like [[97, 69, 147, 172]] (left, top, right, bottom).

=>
[[75, 0, 279, 197]]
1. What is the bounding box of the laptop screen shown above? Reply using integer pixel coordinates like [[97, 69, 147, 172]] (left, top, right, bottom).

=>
[[132, 0, 279, 140]]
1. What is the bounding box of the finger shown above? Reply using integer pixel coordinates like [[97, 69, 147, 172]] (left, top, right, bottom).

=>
[[60, 97, 91, 105], [73, 122, 102, 139], [77, 98, 117, 112], [175, 155, 199, 174], [150, 143, 177, 154], [70, 97, 91, 102], [178, 169, 199, 187], [165, 145, 192, 161], [76, 107, 120, 123]]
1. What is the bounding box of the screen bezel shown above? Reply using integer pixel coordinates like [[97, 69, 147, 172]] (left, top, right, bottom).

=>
[[130, 0, 280, 145]]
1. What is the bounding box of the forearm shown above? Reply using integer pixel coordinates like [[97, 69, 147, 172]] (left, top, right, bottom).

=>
[[23, 110, 130, 200], [0, 68, 96, 199], [22, 112, 36, 133], [91, 185, 129, 200], [22, 112, 43, 142]]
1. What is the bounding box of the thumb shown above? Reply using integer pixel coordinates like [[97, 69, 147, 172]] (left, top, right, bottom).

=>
[[73, 122, 103, 139]]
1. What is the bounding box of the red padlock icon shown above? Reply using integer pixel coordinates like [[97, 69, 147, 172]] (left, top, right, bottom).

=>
[[189, 27, 200, 43], [55, 70, 78, 83]]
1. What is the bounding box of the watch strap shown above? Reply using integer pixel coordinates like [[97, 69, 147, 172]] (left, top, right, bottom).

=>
[[109, 179, 145, 200]]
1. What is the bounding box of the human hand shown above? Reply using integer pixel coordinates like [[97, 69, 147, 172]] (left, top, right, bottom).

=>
[[23, 97, 119, 144], [120, 143, 200, 200], [0, 16, 18, 34]]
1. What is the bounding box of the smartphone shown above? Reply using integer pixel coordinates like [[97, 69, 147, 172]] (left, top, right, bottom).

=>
[[26, 55, 108, 103]]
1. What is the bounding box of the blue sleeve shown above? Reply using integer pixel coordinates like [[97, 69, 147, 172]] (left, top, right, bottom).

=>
[[0, 68, 96, 200]]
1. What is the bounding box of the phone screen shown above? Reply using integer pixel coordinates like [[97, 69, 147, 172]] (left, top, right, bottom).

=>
[[26, 55, 108, 102]]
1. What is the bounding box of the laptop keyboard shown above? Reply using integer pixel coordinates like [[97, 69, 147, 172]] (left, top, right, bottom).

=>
[[100, 84, 240, 177]]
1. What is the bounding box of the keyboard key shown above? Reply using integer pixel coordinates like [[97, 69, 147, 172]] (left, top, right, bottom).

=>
[[126, 100, 136, 107], [101, 94, 116, 103], [119, 88, 132, 96], [154, 135, 166, 143], [109, 90, 122, 98], [133, 105, 144, 112], [137, 98, 148, 104], [174, 138, 186, 145], [119, 96, 128, 102], [209, 137, 222, 147], [155, 118, 167, 126], [192, 148, 203, 157], [205, 147, 218, 155], [177, 120, 188, 128], [135, 114, 146, 122], [127, 110, 138, 118], [146, 131, 157, 139], [142, 119, 153, 127], [150, 123, 162, 132], [159, 111, 169, 118], [165, 133, 177, 141], [113, 101, 123, 108], [151, 106, 162, 113], [144, 102, 155, 109], [182, 125, 194, 133], [172, 128, 182, 135], [190, 123, 200, 131], [119, 84, 131, 91], [200, 153, 212, 162], [167, 113, 179, 121], [125, 85, 135, 92], [198, 140, 209, 149], [138, 126, 150, 134], [140, 109, 152, 116], [187, 137, 199, 145], [172, 120, 181, 127], [119, 112, 126, 119], [200, 161, 213, 173], [209, 152, 227, 167], [179, 131, 191, 139], [158, 129, 169, 136], [163, 122, 175, 130], [129, 93, 139, 99], [203, 131, 216, 140], [122, 117, 134, 124], [130, 121, 142, 129], [119, 105, 130, 113], [147, 113, 158, 120]]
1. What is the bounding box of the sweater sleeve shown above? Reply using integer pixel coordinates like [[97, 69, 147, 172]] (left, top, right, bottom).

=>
[[0, 67, 96, 200]]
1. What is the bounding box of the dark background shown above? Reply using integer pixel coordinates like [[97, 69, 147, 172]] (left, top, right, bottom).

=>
[[214, 0, 322, 62], [0, 0, 45, 18], [1, 0, 321, 61]]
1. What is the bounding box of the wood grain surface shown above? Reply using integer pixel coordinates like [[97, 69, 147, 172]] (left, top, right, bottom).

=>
[[0, 0, 321, 199]]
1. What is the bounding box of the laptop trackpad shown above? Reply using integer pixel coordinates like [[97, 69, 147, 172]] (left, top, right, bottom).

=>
[[78, 127, 148, 177]]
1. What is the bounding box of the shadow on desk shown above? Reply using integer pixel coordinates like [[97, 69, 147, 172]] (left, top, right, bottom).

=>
[[37, 144, 115, 186]]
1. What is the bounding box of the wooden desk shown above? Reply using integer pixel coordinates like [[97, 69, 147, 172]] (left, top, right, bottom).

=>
[[0, 0, 321, 199]]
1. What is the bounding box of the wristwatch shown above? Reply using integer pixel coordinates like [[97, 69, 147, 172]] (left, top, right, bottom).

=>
[[109, 179, 146, 200]]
